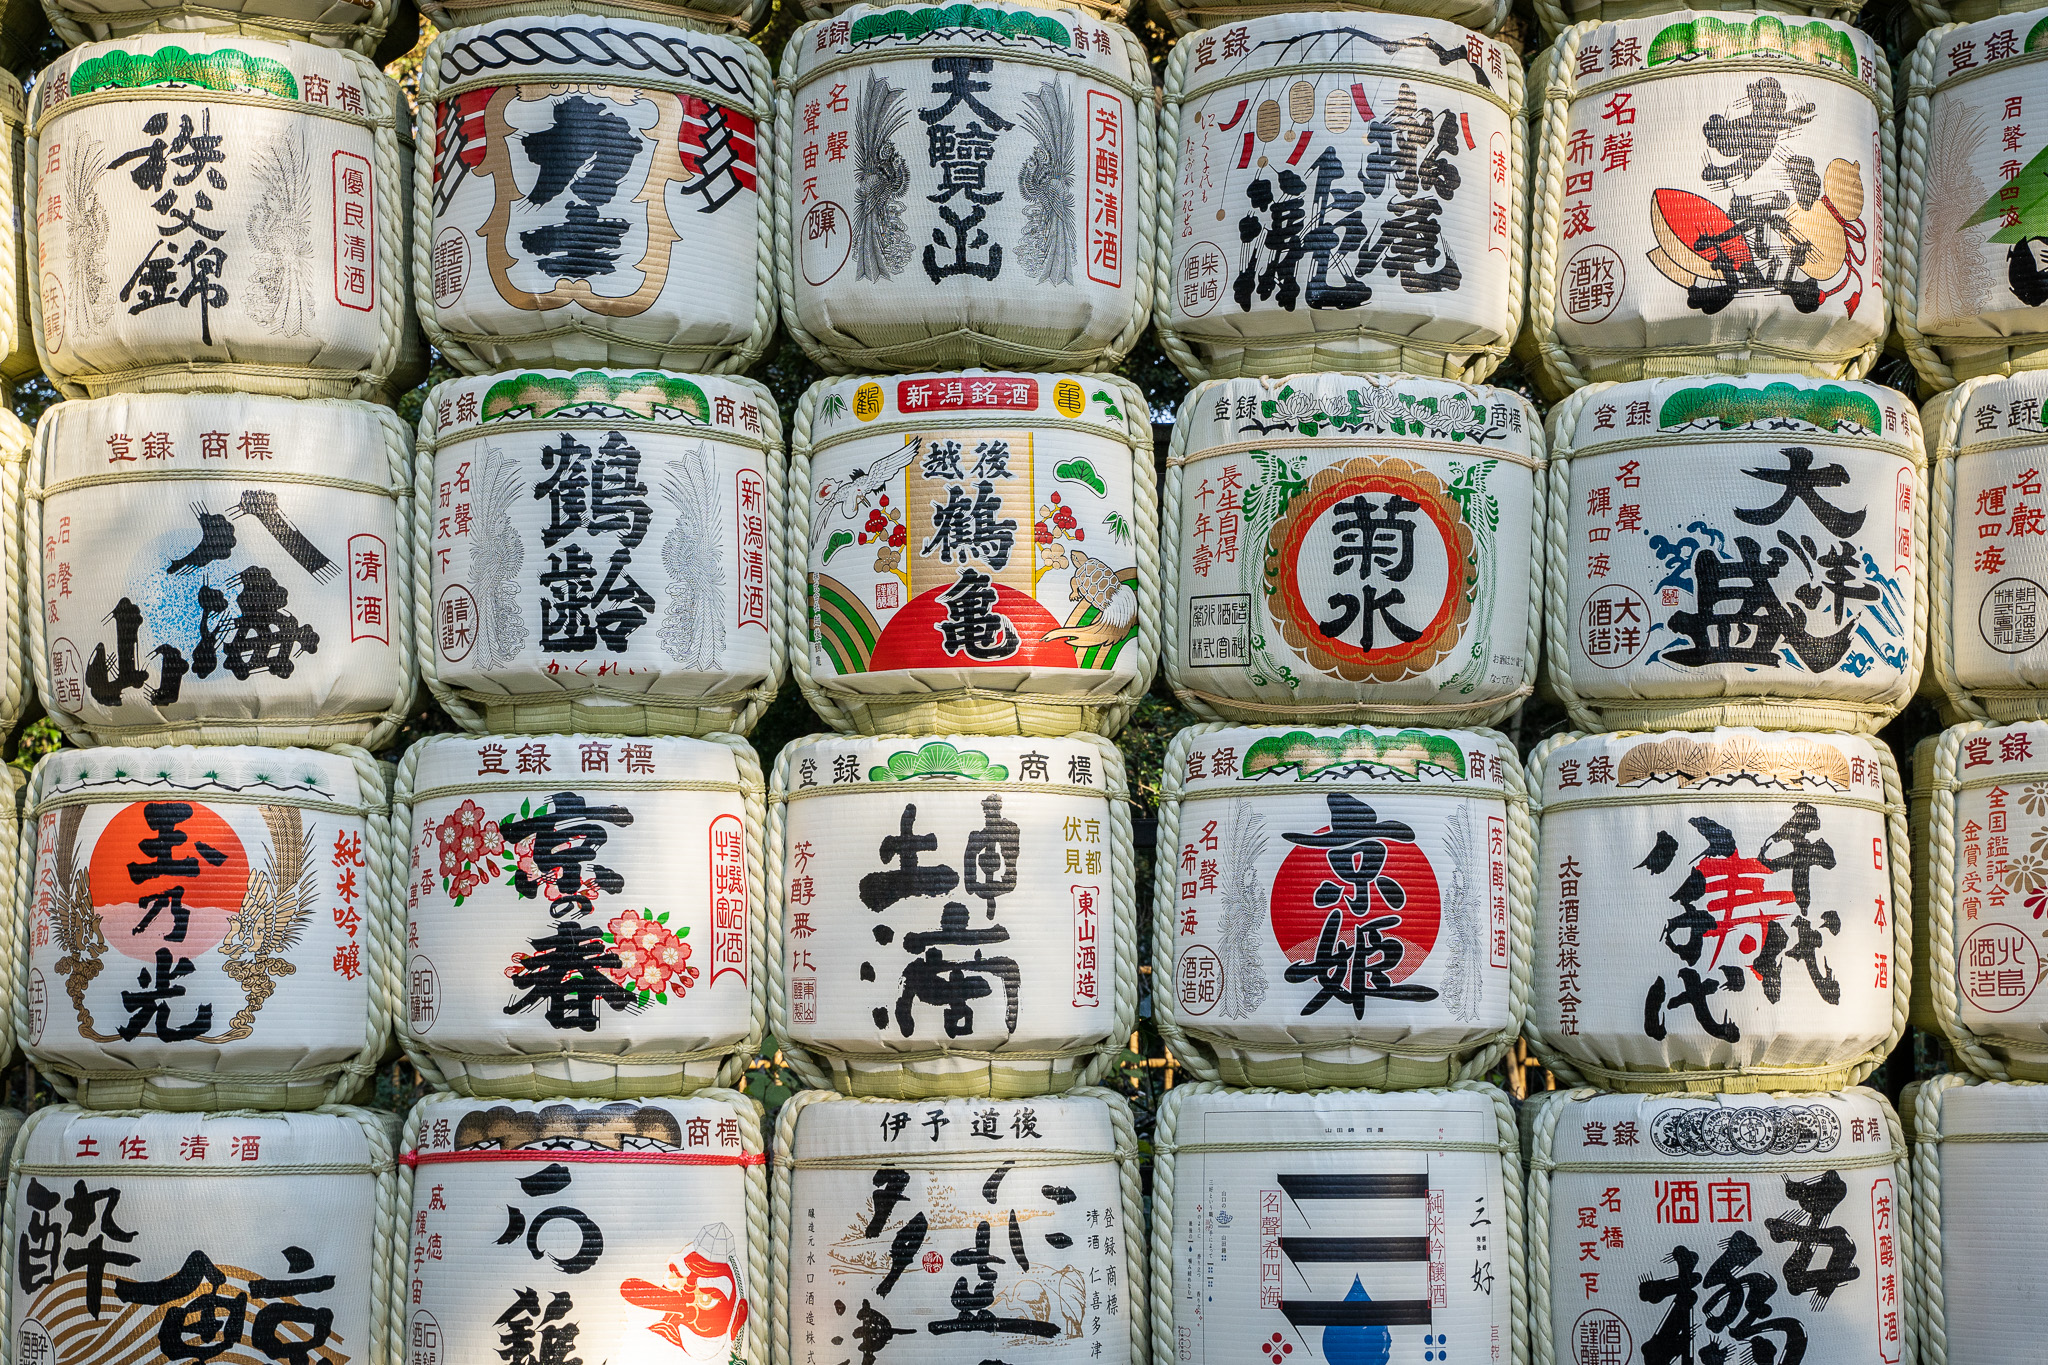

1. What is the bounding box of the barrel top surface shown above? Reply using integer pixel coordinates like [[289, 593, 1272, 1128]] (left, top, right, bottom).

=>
[[1172, 8, 1517, 94], [40, 391, 397, 487], [1556, 10, 1882, 98], [33, 32, 389, 127], [426, 370, 775, 447], [1539, 728, 1889, 802], [1180, 374, 1538, 460], [429, 12, 757, 99], [1939, 1078, 2048, 1135], [17, 1104, 383, 1168], [809, 373, 1135, 442], [789, 1091, 1117, 1157], [1918, 6, 2048, 89], [1944, 372, 2048, 454], [1559, 376, 1922, 455], [406, 731, 743, 795], [1941, 717, 2048, 775], [1542, 1088, 1896, 1163], [779, 732, 1118, 790], [786, 1, 1143, 87], [33, 743, 369, 808], [1175, 723, 1511, 796], [1164, 1082, 1501, 1140]]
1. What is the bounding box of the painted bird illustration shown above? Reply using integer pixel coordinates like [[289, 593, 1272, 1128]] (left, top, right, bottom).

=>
[[1042, 548, 1137, 650], [811, 437, 918, 546]]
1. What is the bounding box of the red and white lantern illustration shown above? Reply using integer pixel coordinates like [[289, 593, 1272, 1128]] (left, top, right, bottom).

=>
[[1531, 1088, 1913, 1365], [771, 733, 1132, 1096], [22, 745, 392, 1110], [397, 732, 762, 1098], [1531, 728, 1906, 1090], [418, 370, 782, 738], [417, 17, 773, 375], [35, 393, 414, 749], [401, 1093, 764, 1365], [1156, 723, 1527, 1090]]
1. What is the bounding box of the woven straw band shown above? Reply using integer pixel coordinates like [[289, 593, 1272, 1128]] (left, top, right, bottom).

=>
[[786, 1147, 1129, 1170], [56, 4, 380, 33], [37, 469, 406, 500], [433, 417, 781, 457], [419, 1044, 744, 1067], [1536, 1148, 1899, 1174], [403, 1148, 764, 1166], [1169, 434, 1542, 471], [1931, 1130, 2048, 1144], [1942, 770, 2048, 793], [776, 779, 1123, 803], [1562, 429, 1919, 462], [16, 1159, 389, 1176], [36, 85, 385, 139], [1568, 54, 1877, 107], [815, 1044, 1099, 1063], [34, 789, 379, 818], [1172, 684, 1538, 714], [1182, 61, 1515, 117], [1169, 1137, 1507, 1155], [1179, 780, 1515, 805], [1540, 789, 1897, 817]]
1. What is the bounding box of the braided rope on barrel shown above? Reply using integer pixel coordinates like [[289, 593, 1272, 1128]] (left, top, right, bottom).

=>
[[1926, 722, 2019, 1078]]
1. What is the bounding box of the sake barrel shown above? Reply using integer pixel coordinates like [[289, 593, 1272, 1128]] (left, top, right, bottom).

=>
[[396, 731, 763, 1098], [1916, 720, 2048, 1080], [416, 17, 774, 376], [1911, 0, 2040, 26], [1530, 728, 1907, 1091], [1157, 16, 1524, 383], [417, 0, 767, 38], [1535, 0, 1865, 40], [1166, 374, 1542, 728], [39, 0, 398, 53], [1154, 723, 1529, 1090], [774, 1090, 1142, 1365], [1527, 14, 1891, 395], [1921, 373, 2048, 720], [804, 0, 1126, 20], [1154, 1083, 1522, 1365], [1912, 1074, 2048, 1364], [2, 68, 33, 389], [6, 1104, 394, 1365], [400, 1092, 765, 1365], [791, 372, 1157, 736], [779, 4, 1155, 374], [1530, 1088, 1914, 1365], [1547, 375, 1925, 734], [17, 745, 393, 1110], [1156, 0, 1504, 38], [27, 35, 423, 403], [0, 409, 32, 738], [417, 370, 783, 738], [32, 393, 414, 750], [769, 732, 1132, 1097], [1899, 11, 2048, 389]]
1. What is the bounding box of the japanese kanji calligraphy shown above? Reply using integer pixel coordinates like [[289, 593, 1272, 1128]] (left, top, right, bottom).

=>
[[1934, 374, 2048, 701], [25, 747, 384, 1108]]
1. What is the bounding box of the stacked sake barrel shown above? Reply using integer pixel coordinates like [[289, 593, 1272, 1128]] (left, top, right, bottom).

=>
[[1514, 11, 1927, 1359]]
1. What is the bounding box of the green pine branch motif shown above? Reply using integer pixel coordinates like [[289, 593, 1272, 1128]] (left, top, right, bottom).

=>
[[868, 741, 1011, 782]]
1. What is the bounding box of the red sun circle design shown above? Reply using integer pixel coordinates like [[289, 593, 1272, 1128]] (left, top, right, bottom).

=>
[[1269, 833, 1440, 985], [88, 801, 250, 960]]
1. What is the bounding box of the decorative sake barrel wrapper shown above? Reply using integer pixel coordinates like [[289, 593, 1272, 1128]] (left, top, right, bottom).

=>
[[1532, 729, 1907, 1091], [1918, 720, 2048, 1079], [19, 746, 393, 1110], [417, 0, 769, 38], [1913, 1076, 2048, 1363], [775, 1090, 1141, 1365], [0, 410, 32, 738], [771, 733, 1132, 1097], [781, 4, 1154, 374], [1156, 724, 1526, 1090], [401, 1093, 764, 1365], [1900, 9, 2048, 388], [1167, 374, 1542, 728], [34, 393, 414, 750], [1922, 373, 2048, 720], [397, 732, 762, 1099], [2, 69, 33, 387], [1549, 375, 1924, 734], [804, 0, 1126, 19], [1156, 0, 1504, 38], [1155, 1083, 1518, 1365], [1158, 15, 1523, 383], [417, 18, 774, 376], [793, 372, 1156, 737], [1533, 0, 1868, 40], [419, 370, 782, 738], [1531, 1089, 1912, 1365], [40, 0, 398, 53], [1529, 13, 1890, 394], [7, 1105, 394, 1365], [28, 35, 422, 402]]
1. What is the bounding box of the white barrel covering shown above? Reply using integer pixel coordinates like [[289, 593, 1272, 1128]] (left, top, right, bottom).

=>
[[2, 69, 33, 388], [7, 1104, 394, 1365], [1532, 728, 1908, 1091], [0, 769, 24, 1074], [1166, 374, 1542, 728], [1912, 1074, 2048, 1365], [1528, 14, 1891, 394], [1900, 10, 2048, 389], [417, 0, 769, 37], [1530, 1088, 1913, 1365], [0, 410, 32, 738], [396, 731, 764, 1098], [1155, 723, 1529, 1090], [1547, 375, 1925, 734], [773, 1090, 1143, 1365], [417, 370, 783, 738], [1923, 373, 2048, 720], [791, 372, 1157, 736], [803, 0, 1129, 19], [399, 1092, 765, 1365], [28, 34, 421, 402], [1917, 720, 2048, 1080], [416, 17, 775, 376], [1153, 1083, 1521, 1365], [770, 733, 1132, 1097], [33, 392, 414, 750], [778, 4, 1155, 374], [18, 745, 393, 1110], [1159, 0, 1504, 38], [39, 0, 399, 53], [1157, 15, 1524, 384], [1535, 0, 1867, 39]]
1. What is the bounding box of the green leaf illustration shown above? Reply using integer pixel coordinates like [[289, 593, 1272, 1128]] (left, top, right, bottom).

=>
[[869, 740, 1011, 782]]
